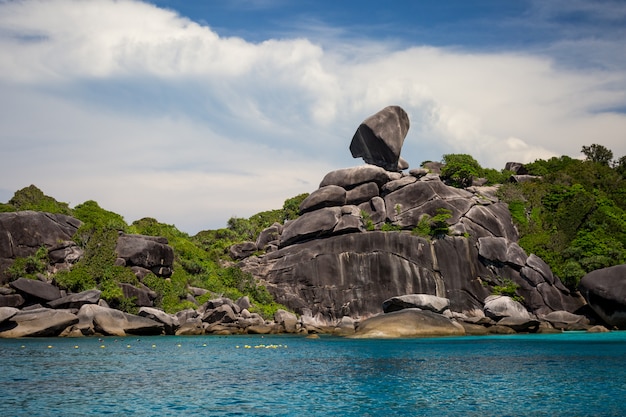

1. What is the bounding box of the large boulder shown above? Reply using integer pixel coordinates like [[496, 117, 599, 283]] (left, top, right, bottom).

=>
[[47, 289, 101, 309], [483, 295, 531, 320], [77, 304, 164, 336], [138, 307, 180, 335], [0, 211, 82, 284], [115, 233, 174, 276], [579, 265, 626, 329], [0, 306, 19, 324], [349, 105, 410, 172], [0, 307, 78, 337], [299, 186, 346, 214], [319, 165, 401, 190], [10, 277, 62, 302], [382, 294, 450, 314], [352, 309, 464, 338]]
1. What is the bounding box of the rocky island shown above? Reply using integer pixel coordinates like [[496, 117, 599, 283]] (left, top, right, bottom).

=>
[[1, 106, 625, 338]]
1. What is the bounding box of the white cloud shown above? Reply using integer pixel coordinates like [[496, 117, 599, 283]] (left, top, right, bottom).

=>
[[1, 0, 625, 233]]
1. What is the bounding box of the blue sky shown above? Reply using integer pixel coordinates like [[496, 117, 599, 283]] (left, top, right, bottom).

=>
[[1, 0, 625, 233]]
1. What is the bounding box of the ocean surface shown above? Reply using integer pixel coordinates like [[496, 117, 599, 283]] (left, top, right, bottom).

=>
[[1, 332, 625, 416]]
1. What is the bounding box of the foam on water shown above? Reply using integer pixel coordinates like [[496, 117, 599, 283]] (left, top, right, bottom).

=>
[[1, 332, 625, 416]]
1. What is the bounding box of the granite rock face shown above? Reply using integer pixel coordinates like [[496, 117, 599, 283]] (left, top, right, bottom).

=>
[[0, 211, 82, 284], [240, 169, 584, 325], [579, 264, 626, 329]]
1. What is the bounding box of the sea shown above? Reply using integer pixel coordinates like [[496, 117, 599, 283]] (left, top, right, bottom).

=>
[[1, 332, 625, 416]]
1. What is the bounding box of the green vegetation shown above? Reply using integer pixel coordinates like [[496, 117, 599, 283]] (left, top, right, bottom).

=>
[[439, 154, 512, 188], [412, 208, 452, 238], [2, 185, 298, 318], [5, 247, 49, 281], [498, 144, 626, 289], [492, 277, 523, 303]]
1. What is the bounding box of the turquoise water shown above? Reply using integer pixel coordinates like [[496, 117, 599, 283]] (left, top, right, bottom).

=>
[[1, 332, 625, 416]]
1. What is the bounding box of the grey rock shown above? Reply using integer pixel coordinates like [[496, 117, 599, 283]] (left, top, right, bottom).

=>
[[47, 289, 101, 309], [382, 294, 450, 314], [119, 283, 153, 307], [0, 211, 82, 284], [497, 316, 540, 332], [320, 165, 401, 190], [274, 309, 298, 333], [346, 182, 379, 206], [279, 207, 342, 248], [483, 295, 531, 320], [350, 105, 410, 172], [78, 304, 164, 336], [115, 233, 174, 274], [358, 196, 386, 226], [255, 223, 282, 250], [504, 162, 528, 175], [229, 241, 258, 260], [0, 307, 78, 338], [0, 306, 19, 324], [202, 304, 237, 324], [138, 307, 179, 335], [352, 309, 464, 338], [0, 294, 25, 308], [10, 277, 62, 302], [579, 264, 626, 329], [299, 186, 346, 214], [48, 241, 83, 264], [381, 176, 417, 194]]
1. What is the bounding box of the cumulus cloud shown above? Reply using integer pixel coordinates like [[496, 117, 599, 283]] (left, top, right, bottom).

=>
[[1, 0, 625, 233]]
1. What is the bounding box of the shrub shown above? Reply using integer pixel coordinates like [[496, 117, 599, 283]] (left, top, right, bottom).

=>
[[5, 246, 49, 281]]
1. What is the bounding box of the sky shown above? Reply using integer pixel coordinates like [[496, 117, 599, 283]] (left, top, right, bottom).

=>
[[1, 0, 625, 234]]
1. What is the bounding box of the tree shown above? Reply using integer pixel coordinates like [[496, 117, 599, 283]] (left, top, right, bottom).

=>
[[581, 144, 613, 166], [440, 154, 482, 188], [615, 155, 626, 177]]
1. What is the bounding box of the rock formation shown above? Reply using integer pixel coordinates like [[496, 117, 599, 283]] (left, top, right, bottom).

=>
[[579, 265, 626, 329], [237, 105, 587, 332], [350, 105, 409, 172]]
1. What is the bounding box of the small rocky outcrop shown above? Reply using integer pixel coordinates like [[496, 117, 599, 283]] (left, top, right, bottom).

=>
[[0, 307, 79, 337], [350, 105, 410, 172], [76, 304, 164, 337], [352, 309, 465, 338], [115, 233, 174, 277], [0, 211, 82, 284], [579, 264, 626, 329]]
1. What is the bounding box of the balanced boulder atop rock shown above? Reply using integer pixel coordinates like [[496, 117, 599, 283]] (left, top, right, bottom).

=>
[[350, 105, 409, 172]]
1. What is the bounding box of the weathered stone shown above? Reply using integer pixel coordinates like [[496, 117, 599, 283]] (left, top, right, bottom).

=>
[[358, 196, 386, 226], [236, 296, 252, 310], [587, 325, 610, 333], [175, 321, 204, 336], [382, 294, 450, 314], [0, 306, 19, 324], [138, 307, 179, 335], [299, 186, 347, 214], [381, 176, 417, 194], [229, 241, 258, 260], [345, 182, 379, 206], [10, 277, 62, 302], [115, 233, 174, 272], [352, 309, 464, 338], [119, 283, 153, 307], [504, 162, 528, 175], [579, 264, 626, 329], [478, 237, 528, 268], [274, 309, 298, 333], [350, 105, 410, 172], [0, 294, 25, 308], [483, 295, 531, 320], [279, 207, 342, 248], [0, 211, 82, 283], [78, 304, 164, 337], [333, 316, 356, 336], [497, 316, 540, 332], [202, 304, 237, 324], [320, 165, 401, 190], [255, 223, 282, 250], [487, 325, 516, 334], [47, 289, 101, 309], [0, 307, 78, 337], [48, 241, 83, 264], [542, 310, 589, 330]]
